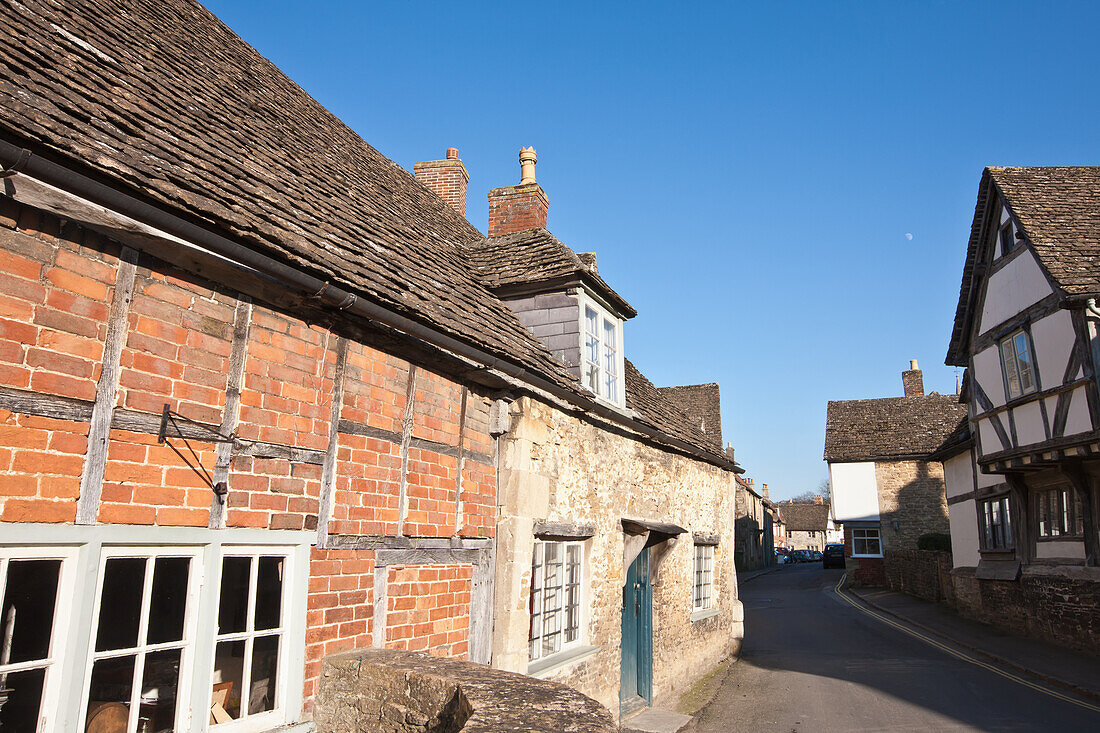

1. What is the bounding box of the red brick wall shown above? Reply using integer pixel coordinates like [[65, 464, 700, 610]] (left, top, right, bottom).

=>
[[0, 200, 499, 718], [487, 184, 548, 236], [844, 525, 887, 587], [413, 157, 469, 218], [384, 564, 472, 659]]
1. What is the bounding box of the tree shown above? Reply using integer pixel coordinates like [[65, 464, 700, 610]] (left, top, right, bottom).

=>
[[787, 479, 830, 504]]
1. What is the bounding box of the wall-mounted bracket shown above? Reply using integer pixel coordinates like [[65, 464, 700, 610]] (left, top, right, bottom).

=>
[[157, 404, 235, 504]]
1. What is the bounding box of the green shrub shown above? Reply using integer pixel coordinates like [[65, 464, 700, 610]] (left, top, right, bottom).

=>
[[917, 532, 951, 553]]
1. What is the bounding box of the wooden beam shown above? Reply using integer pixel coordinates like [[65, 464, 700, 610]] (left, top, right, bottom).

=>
[[396, 365, 418, 537], [209, 298, 251, 529], [1004, 472, 1032, 565], [316, 336, 349, 546], [454, 386, 468, 536], [76, 248, 137, 525], [1061, 461, 1098, 567]]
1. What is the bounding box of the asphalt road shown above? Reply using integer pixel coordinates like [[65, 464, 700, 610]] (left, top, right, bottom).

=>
[[695, 564, 1100, 732]]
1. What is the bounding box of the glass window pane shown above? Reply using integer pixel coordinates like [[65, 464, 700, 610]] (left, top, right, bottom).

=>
[[147, 557, 190, 645], [2, 558, 60, 664], [1015, 334, 1035, 392], [96, 557, 146, 652], [248, 634, 280, 715], [255, 557, 284, 631], [213, 640, 245, 721], [140, 648, 182, 733], [87, 655, 136, 722], [218, 557, 252, 635], [585, 307, 598, 335], [1001, 339, 1021, 398], [0, 667, 45, 732], [585, 333, 599, 365]]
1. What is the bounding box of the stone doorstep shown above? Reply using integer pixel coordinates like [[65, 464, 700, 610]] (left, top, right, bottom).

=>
[[621, 707, 694, 733]]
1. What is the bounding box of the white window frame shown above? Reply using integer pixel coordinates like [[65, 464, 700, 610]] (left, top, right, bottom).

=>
[[80, 546, 204, 733], [528, 540, 584, 662], [0, 546, 79, 733], [210, 546, 294, 733], [1000, 329, 1037, 400], [692, 544, 714, 611], [851, 528, 883, 558], [578, 292, 625, 408]]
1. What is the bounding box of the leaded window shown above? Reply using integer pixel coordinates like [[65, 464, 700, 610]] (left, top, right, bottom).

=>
[[529, 542, 582, 661], [1000, 329, 1037, 399], [693, 544, 714, 611], [979, 495, 1014, 551], [1036, 487, 1084, 539]]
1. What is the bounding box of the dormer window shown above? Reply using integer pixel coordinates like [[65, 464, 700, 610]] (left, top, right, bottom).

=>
[[1000, 329, 1036, 399], [580, 293, 624, 406], [998, 220, 1016, 257]]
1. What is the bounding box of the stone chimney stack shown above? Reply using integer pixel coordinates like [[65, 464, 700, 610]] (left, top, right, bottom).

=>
[[813, 494, 824, 505], [487, 147, 549, 237], [414, 147, 469, 218], [902, 359, 924, 397], [762, 483, 770, 500]]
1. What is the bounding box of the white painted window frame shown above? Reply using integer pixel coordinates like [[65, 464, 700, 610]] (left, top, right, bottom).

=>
[[999, 328, 1038, 400], [692, 544, 714, 611], [81, 545, 205, 733], [577, 291, 625, 408], [850, 527, 883, 558], [0, 545, 79, 733], [528, 540, 585, 662]]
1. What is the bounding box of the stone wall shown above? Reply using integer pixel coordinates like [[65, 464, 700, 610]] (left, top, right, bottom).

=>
[[874, 460, 950, 551], [884, 549, 954, 604], [951, 566, 1100, 655], [786, 530, 824, 552], [316, 648, 617, 732], [493, 396, 741, 718]]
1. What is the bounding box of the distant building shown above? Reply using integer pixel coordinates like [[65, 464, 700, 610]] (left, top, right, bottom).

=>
[[777, 498, 832, 553]]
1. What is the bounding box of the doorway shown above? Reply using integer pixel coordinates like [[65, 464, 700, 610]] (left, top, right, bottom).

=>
[[620, 546, 652, 714]]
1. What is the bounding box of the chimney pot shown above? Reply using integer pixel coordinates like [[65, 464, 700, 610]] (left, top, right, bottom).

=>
[[519, 146, 537, 184], [446, 147, 459, 160], [487, 146, 549, 237], [910, 359, 919, 370]]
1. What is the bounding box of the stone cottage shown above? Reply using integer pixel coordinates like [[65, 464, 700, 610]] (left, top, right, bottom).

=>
[[776, 499, 832, 554], [0, 1, 742, 730], [937, 167, 1100, 653], [825, 362, 968, 584]]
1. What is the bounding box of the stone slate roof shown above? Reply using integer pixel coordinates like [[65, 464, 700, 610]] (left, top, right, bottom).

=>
[[625, 361, 729, 465], [464, 228, 636, 317], [0, 0, 571, 388], [948, 167, 1100, 365], [657, 383, 723, 452], [824, 394, 969, 462], [777, 503, 830, 532], [0, 0, 733, 469]]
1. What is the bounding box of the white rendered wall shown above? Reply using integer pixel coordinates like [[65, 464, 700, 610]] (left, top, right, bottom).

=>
[[943, 450, 975, 499], [978, 249, 1054, 336], [1066, 386, 1093, 436], [1031, 309, 1077, 387], [1013, 401, 1046, 447], [829, 462, 879, 522], [973, 345, 1006, 408], [948, 498, 980, 568]]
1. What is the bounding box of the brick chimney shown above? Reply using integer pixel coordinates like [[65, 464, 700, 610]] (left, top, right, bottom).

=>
[[902, 359, 924, 397], [414, 147, 469, 218], [762, 483, 769, 500], [487, 147, 549, 236]]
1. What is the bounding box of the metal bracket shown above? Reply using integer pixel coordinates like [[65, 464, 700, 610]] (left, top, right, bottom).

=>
[[157, 404, 234, 504]]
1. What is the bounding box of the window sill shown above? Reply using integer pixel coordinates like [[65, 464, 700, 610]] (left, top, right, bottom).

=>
[[527, 644, 600, 679], [690, 607, 719, 623], [851, 554, 883, 559]]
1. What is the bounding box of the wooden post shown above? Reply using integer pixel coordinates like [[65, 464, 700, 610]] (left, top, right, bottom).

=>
[[208, 298, 251, 529], [1004, 472, 1032, 565], [1062, 461, 1098, 567], [315, 336, 348, 546]]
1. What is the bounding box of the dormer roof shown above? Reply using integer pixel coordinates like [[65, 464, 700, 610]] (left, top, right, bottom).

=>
[[463, 228, 637, 318]]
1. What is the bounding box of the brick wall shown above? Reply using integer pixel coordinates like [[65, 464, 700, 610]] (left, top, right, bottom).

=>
[[0, 199, 498, 719], [413, 156, 469, 218], [487, 183, 549, 237], [844, 525, 886, 586], [875, 459, 950, 551]]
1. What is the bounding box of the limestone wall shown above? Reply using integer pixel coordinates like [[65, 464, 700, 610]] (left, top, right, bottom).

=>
[[493, 396, 741, 718], [875, 460, 950, 551]]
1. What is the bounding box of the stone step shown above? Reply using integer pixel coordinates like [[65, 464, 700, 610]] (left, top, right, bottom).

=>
[[621, 707, 694, 733]]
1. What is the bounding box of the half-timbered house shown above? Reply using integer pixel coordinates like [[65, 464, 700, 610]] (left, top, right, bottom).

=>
[[938, 167, 1100, 653], [0, 1, 742, 729]]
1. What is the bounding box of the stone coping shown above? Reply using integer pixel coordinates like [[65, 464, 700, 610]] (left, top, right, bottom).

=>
[[316, 648, 617, 732]]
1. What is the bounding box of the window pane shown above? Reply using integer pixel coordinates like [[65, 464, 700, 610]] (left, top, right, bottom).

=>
[[0, 667, 44, 732], [255, 557, 284, 631], [213, 640, 245, 721], [140, 648, 182, 733], [147, 557, 190, 645], [87, 654, 136, 721], [1001, 339, 1021, 399], [585, 308, 598, 336], [1015, 333, 1035, 392], [2, 559, 60, 664], [218, 557, 252, 635], [96, 557, 146, 652], [248, 634, 280, 714]]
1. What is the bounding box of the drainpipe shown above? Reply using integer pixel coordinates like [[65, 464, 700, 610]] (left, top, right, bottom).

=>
[[1086, 299, 1100, 319]]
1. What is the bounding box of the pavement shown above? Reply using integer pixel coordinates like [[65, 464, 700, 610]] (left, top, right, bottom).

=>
[[692, 563, 1100, 731], [850, 584, 1100, 702], [620, 707, 693, 733]]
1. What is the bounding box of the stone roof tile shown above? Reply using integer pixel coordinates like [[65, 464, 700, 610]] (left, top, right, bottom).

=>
[[824, 394, 969, 462]]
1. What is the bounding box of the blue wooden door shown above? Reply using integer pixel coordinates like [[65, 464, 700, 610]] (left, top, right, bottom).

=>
[[620, 547, 653, 708]]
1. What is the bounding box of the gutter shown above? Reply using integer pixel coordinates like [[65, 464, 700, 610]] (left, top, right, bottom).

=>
[[0, 139, 739, 472]]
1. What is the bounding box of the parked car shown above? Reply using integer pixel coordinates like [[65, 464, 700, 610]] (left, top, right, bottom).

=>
[[789, 549, 812, 563], [822, 543, 845, 569], [810, 550, 823, 561]]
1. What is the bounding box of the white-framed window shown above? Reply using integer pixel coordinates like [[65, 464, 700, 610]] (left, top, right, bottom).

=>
[[82, 547, 203, 733], [0, 547, 78, 732], [529, 541, 582, 661], [693, 544, 714, 611], [1000, 329, 1037, 399], [1036, 487, 1084, 539], [211, 549, 289, 730], [979, 495, 1014, 551], [579, 294, 624, 407], [851, 528, 882, 557]]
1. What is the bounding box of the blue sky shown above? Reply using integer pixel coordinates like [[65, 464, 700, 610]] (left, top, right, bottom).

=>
[[205, 0, 1100, 500]]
